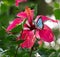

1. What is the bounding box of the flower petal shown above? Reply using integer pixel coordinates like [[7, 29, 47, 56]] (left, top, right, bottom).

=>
[[25, 7, 34, 24], [21, 30, 30, 40], [6, 18, 23, 31], [42, 15, 58, 23], [38, 40, 43, 46], [15, 0, 27, 6], [20, 30, 36, 48], [36, 25, 54, 42], [23, 24, 30, 30], [17, 7, 34, 25], [35, 15, 58, 23], [17, 12, 27, 19]]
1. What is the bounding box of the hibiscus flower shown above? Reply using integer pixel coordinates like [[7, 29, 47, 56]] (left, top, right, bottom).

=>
[[6, 7, 58, 48]]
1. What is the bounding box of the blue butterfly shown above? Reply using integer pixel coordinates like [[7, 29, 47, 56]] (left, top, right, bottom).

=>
[[35, 17, 44, 29]]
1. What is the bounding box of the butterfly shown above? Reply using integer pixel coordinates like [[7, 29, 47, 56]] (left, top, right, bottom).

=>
[[35, 17, 44, 29]]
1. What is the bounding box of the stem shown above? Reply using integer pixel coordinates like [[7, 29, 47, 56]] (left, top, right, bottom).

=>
[[14, 29, 23, 57], [29, 47, 34, 57], [14, 45, 19, 57]]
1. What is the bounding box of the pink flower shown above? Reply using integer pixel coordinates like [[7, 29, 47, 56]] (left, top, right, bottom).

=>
[[15, 0, 27, 6], [16, 7, 58, 48], [7, 7, 58, 48]]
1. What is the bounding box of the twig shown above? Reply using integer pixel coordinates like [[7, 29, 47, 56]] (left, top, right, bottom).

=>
[[29, 47, 34, 57], [14, 45, 19, 57]]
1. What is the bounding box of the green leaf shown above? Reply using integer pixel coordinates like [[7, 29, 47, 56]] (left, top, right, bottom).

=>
[[5, 46, 16, 57], [34, 4, 37, 18], [54, 9, 60, 19], [0, 28, 6, 38], [11, 23, 23, 34], [16, 40, 24, 45], [11, 19, 26, 34], [2, 0, 15, 6], [53, 29, 60, 39], [54, 2, 59, 8], [38, 47, 56, 57], [1, 4, 9, 14], [17, 48, 30, 57], [0, 14, 9, 27], [49, 52, 58, 57]]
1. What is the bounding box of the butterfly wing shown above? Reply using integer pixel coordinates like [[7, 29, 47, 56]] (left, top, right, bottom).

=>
[[36, 18, 43, 29]]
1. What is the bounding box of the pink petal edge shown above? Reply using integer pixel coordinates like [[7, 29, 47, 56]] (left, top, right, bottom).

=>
[[17, 12, 27, 18], [15, 0, 27, 6], [35, 15, 58, 23], [6, 18, 23, 31]]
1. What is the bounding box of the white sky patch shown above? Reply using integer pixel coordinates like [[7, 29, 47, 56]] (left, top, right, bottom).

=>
[[0, 1, 4, 4], [57, 38, 60, 44], [58, 20, 60, 31], [45, 0, 52, 3], [35, 53, 41, 57], [50, 41, 55, 47], [44, 42, 50, 47]]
